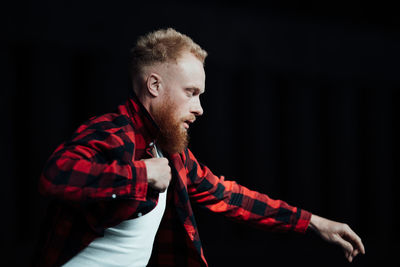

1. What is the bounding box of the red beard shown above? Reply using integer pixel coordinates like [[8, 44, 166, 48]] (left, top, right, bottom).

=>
[[151, 97, 194, 154]]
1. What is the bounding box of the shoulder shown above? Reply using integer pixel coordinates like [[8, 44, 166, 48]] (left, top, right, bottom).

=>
[[63, 111, 137, 156], [74, 112, 132, 136]]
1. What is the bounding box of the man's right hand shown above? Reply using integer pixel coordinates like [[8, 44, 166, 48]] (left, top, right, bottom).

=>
[[142, 157, 171, 192]]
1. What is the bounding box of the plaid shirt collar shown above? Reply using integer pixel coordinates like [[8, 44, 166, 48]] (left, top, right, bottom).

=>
[[125, 91, 160, 145]]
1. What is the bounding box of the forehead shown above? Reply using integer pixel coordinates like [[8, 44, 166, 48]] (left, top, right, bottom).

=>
[[172, 53, 206, 92]]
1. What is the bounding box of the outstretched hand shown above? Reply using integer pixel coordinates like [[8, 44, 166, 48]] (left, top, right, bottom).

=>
[[308, 214, 365, 262]]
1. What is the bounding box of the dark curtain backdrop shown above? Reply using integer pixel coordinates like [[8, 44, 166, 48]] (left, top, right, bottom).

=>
[[2, 1, 399, 266]]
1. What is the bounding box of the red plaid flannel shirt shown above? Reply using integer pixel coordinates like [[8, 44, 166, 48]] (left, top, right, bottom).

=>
[[33, 93, 311, 267]]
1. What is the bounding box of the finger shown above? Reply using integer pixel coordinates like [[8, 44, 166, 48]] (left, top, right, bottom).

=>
[[352, 249, 359, 258], [342, 226, 365, 255], [345, 251, 350, 260], [344, 250, 352, 263], [335, 235, 354, 256]]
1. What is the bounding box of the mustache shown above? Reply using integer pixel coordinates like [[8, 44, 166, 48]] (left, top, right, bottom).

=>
[[182, 115, 196, 123]]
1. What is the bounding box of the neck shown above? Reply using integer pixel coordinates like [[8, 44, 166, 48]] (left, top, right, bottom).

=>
[[133, 88, 159, 121]]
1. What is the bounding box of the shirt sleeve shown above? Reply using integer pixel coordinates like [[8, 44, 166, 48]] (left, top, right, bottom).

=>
[[39, 128, 148, 202], [183, 149, 311, 233]]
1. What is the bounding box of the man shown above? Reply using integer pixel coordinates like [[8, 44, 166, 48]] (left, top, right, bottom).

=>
[[34, 28, 365, 266]]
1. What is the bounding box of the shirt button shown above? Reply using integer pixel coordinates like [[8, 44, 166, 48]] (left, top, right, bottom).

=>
[[111, 194, 116, 199], [137, 212, 142, 217]]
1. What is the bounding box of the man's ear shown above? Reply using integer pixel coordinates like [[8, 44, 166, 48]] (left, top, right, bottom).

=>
[[146, 73, 162, 97]]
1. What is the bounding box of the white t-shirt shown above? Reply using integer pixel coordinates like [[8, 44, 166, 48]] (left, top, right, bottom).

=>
[[63, 145, 166, 267]]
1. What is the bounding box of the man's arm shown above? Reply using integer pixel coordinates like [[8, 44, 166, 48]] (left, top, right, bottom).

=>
[[183, 148, 365, 262], [308, 214, 365, 262], [183, 148, 311, 233], [39, 129, 149, 202]]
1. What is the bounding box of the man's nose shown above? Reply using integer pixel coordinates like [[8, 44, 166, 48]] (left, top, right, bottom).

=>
[[191, 98, 203, 116]]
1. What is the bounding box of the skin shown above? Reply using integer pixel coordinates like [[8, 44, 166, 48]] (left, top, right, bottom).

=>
[[309, 214, 365, 262], [138, 52, 205, 192], [136, 51, 365, 262]]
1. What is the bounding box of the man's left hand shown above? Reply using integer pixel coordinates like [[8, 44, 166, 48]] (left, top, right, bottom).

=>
[[308, 214, 365, 262]]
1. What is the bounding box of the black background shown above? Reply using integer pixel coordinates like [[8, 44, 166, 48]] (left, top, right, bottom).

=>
[[2, 1, 399, 266]]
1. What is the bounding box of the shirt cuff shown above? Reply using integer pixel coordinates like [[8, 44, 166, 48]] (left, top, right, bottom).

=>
[[131, 160, 149, 200], [293, 208, 312, 233]]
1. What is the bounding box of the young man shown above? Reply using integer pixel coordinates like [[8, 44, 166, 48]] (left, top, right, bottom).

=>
[[34, 28, 365, 266]]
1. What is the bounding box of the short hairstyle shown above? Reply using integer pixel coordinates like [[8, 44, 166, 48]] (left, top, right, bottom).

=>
[[130, 28, 207, 83]]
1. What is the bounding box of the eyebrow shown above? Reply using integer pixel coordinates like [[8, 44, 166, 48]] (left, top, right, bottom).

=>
[[187, 87, 205, 95]]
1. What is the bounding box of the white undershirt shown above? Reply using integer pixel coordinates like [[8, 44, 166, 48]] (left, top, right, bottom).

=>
[[63, 145, 166, 267]]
